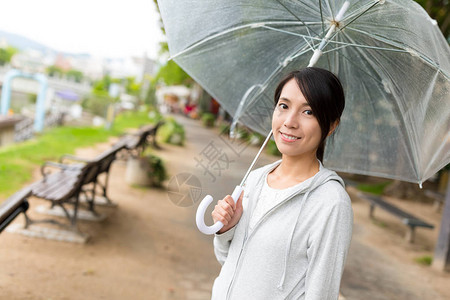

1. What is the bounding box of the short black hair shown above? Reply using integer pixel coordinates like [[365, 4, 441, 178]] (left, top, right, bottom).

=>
[[273, 67, 345, 162]]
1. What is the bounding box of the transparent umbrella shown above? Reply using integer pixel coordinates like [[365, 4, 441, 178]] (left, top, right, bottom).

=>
[[157, 0, 450, 234]]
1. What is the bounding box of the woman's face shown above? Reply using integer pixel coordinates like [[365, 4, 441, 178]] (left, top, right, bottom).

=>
[[272, 78, 322, 159]]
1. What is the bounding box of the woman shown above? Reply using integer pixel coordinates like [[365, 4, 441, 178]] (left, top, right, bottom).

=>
[[211, 67, 353, 299]]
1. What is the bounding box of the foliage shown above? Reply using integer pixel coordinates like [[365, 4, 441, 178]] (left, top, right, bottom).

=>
[[157, 117, 185, 145], [145, 82, 157, 107], [0, 110, 156, 199], [415, 0, 450, 40], [154, 60, 192, 86], [356, 181, 392, 196], [266, 140, 282, 157], [92, 75, 113, 96], [145, 154, 168, 187], [249, 132, 264, 146], [114, 109, 158, 132], [201, 112, 216, 127], [0, 127, 113, 199], [81, 94, 112, 117], [147, 109, 163, 124], [46, 65, 64, 77], [124, 76, 142, 97], [28, 93, 37, 104], [152, 0, 166, 35], [236, 128, 249, 140], [66, 69, 84, 83], [219, 124, 230, 135], [0, 46, 18, 65], [414, 255, 433, 266]]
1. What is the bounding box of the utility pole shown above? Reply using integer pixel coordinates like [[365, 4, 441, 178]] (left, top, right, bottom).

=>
[[433, 176, 450, 271]]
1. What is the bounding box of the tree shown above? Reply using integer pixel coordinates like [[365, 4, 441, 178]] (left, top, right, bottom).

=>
[[415, 0, 450, 40], [154, 60, 192, 86], [66, 69, 84, 83], [46, 65, 64, 77], [152, 0, 193, 86], [0, 46, 18, 66], [124, 76, 141, 97]]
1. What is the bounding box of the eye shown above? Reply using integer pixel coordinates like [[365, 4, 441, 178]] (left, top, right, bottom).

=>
[[304, 109, 313, 116], [278, 103, 288, 110]]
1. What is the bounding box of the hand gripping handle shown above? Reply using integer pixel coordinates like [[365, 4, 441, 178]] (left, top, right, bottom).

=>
[[196, 185, 243, 235]]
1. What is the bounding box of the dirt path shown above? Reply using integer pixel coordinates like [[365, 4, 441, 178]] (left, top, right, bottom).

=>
[[0, 115, 449, 299]]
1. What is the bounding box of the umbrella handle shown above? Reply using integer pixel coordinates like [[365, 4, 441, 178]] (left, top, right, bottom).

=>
[[196, 185, 243, 235]]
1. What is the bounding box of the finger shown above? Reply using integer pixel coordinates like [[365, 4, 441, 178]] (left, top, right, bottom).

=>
[[212, 205, 232, 224], [224, 195, 237, 210], [220, 197, 235, 214]]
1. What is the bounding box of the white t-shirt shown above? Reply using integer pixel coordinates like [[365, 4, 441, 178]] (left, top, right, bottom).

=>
[[249, 172, 315, 231]]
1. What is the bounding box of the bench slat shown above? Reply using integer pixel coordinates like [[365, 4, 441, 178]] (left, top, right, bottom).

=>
[[359, 193, 434, 229]]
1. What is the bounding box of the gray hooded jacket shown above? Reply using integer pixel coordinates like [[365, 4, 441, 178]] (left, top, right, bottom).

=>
[[212, 160, 353, 299]]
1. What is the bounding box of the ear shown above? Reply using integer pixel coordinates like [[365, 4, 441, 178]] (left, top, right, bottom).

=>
[[327, 120, 339, 137]]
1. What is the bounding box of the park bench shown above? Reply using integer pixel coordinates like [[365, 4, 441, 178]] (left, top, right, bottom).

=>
[[119, 120, 164, 156], [358, 192, 434, 243], [56, 121, 164, 207], [424, 189, 445, 212], [0, 187, 32, 233], [2, 121, 163, 241], [57, 142, 127, 208]]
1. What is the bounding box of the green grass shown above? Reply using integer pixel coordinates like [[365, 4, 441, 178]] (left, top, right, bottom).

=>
[[0, 110, 155, 199], [415, 255, 433, 266], [356, 181, 391, 196]]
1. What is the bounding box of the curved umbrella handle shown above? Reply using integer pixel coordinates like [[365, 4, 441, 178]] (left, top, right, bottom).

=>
[[196, 185, 243, 235]]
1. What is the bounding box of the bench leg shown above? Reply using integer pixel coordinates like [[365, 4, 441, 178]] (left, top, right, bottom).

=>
[[369, 204, 375, 218], [405, 226, 415, 243], [433, 200, 442, 212]]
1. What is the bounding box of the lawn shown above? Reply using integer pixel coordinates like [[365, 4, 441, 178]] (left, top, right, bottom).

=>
[[0, 110, 154, 199]]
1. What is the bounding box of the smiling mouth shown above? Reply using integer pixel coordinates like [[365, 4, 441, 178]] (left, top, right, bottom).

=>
[[280, 132, 301, 140]]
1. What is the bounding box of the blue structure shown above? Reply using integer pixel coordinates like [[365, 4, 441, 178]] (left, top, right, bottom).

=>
[[1, 69, 48, 132]]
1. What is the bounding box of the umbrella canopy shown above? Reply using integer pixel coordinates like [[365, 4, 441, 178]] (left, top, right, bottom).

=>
[[158, 0, 450, 185]]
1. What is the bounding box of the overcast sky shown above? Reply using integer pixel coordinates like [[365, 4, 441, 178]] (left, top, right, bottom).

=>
[[0, 0, 165, 59]]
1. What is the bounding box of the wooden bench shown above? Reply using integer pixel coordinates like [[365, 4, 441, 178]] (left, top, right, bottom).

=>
[[2, 122, 163, 241], [57, 142, 126, 208], [358, 192, 434, 243], [118, 121, 165, 157], [55, 121, 164, 207], [0, 187, 32, 233], [29, 160, 100, 235]]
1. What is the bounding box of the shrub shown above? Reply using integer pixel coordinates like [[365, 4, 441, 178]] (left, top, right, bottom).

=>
[[249, 132, 264, 146], [82, 95, 112, 117], [266, 140, 282, 156], [158, 117, 185, 146], [146, 154, 168, 187], [201, 113, 216, 127]]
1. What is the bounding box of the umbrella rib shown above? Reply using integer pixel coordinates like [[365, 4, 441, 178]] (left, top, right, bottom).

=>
[[274, 0, 320, 48], [344, 27, 450, 79], [341, 32, 421, 178], [337, 1, 380, 33], [321, 0, 380, 53], [169, 21, 321, 60], [319, 0, 325, 37], [262, 25, 320, 52], [321, 43, 405, 54]]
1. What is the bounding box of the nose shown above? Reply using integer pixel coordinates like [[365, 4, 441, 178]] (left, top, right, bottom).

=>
[[283, 111, 299, 129]]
